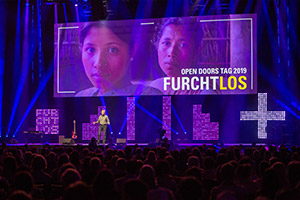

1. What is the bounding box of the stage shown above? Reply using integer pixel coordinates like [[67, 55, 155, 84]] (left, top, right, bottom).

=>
[[4, 142, 268, 149]]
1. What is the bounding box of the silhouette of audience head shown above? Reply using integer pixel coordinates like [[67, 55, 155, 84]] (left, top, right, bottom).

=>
[[62, 181, 92, 200], [90, 157, 102, 171], [155, 160, 170, 177], [60, 168, 82, 188], [287, 161, 300, 187], [92, 169, 116, 199], [14, 171, 34, 194], [31, 155, 47, 171], [146, 151, 157, 164], [177, 177, 202, 200], [220, 163, 235, 182], [236, 164, 251, 182], [122, 179, 148, 200], [187, 156, 200, 168], [57, 153, 70, 167], [91, 137, 96, 143], [203, 156, 216, 170], [138, 164, 155, 188]]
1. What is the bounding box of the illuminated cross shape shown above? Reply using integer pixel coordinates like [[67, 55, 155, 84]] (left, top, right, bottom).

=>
[[240, 93, 285, 139]]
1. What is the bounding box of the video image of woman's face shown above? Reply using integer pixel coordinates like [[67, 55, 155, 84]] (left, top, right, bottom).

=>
[[82, 27, 130, 92], [157, 24, 195, 77]]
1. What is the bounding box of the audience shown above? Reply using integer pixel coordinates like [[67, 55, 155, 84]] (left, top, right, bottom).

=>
[[1, 143, 300, 199]]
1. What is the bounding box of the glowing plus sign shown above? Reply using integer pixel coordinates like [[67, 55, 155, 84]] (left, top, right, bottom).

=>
[[240, 93, 285, 139]]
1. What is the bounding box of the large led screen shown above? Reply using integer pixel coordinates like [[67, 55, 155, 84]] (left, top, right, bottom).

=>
[[54, 14, 256, 97]]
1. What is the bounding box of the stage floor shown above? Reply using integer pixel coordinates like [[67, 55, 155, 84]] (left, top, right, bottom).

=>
[[5, 142, 267, 148]]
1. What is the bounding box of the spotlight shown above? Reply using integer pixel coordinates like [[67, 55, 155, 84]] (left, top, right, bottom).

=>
[[43, 0, 61, 5], [176, 132, 178, 135], [75, 3, 78, 6], [184, 132, 187, 134], [118, 132, 121, 135], [110, 132, 113, 134], [82, 4, 92, 16]]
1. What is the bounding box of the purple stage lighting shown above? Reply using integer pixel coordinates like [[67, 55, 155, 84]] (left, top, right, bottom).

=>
[[162, 96, 171, 139], [240, 93, 285, 139], [36, 109, 59, 134], [193, 105, 219, 140], [127, 97, 135, 141]]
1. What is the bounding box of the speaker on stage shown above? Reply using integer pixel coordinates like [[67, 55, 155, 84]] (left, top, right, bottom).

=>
[[116, 138, 126, 144], [59, 135, 65, 144], [59, 135, 75, 145], [63, 138, 75, 145]]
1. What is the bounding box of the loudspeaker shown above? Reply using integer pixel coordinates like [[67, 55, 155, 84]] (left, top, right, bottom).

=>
[[62, 138, 75, 145], [59, 135, 65, 144], [116, 138, 126, 144]]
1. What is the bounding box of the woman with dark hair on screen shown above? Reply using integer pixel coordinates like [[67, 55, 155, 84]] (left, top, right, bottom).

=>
[[150, 18, 220, 95], [76, 21, 161, 96]]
